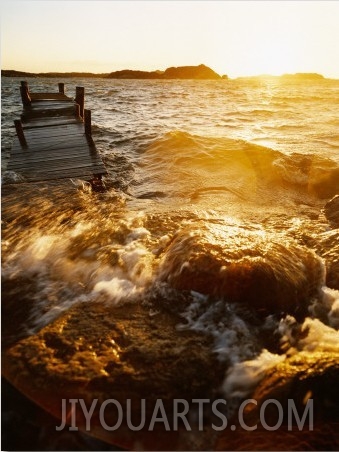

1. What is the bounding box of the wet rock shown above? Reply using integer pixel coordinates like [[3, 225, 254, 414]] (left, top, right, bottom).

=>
[[313, 229, 339, 290], [158, 224, 324, 318], [327, 260, 339, 290], [248, 351, 339, 422], [324, 195, 339, 228], [216, 351, 339, 451], [3, 301, 225, 451], [1, 276, 40, 348]]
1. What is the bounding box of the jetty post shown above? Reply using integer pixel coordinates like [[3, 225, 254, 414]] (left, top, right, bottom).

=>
[[14, 120, 28, 148], [75, 87, 85, 119], [84, 109, 92, 137], [75, 104, 81, 118], [58, 83, 65, 94], [20, 81, 31, 107]]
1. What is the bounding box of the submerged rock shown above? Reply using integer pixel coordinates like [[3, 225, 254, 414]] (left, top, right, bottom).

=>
[[158, 224, 324, 318]]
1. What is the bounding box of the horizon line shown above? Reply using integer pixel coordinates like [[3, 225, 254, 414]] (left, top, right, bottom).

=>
[[2, 67, 338, 81]]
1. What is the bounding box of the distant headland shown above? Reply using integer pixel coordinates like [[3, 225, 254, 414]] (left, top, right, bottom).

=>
[[1, 64, 227, 80], [1, 66, 329, 81]]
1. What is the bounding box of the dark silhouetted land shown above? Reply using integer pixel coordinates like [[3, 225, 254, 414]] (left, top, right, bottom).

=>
[[2, 64, 225, 80]]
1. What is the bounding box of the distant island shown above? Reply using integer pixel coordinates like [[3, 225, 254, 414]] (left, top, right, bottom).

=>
[[236, 73, 326, 82], [1, 64, 226, 80], [280, 73, 325, 81], [106, 64, 225, 80]]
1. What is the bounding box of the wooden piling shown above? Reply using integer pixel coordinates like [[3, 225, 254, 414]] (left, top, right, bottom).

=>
[[84, 109, 92, 136], [90, 174, 106, 192], [75, 104, 81, 118], [20, 81, 31, 107], [75, 87, 85, 119], [21, 81, 29, 91], [58, 83, 65, 94], [14, 120, 28, 148]]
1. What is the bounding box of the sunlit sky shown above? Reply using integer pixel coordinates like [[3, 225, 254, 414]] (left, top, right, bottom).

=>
[[1, 1, 339, 79]]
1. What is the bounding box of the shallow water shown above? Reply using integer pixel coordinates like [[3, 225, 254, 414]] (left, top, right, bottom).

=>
[[2, 76, 339, 450]]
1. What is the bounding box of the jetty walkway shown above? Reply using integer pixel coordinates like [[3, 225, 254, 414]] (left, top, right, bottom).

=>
[[4, 81, 107, 186]]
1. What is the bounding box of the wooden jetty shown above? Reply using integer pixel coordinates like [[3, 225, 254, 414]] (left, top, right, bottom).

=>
[[4, 81, 107, 188]]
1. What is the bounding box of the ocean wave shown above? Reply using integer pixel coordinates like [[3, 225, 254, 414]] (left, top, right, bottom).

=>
[[133, 131, 339, 203]]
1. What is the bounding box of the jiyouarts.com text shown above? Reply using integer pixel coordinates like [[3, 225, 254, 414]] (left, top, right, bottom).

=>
[[56, 398, 314, 432]]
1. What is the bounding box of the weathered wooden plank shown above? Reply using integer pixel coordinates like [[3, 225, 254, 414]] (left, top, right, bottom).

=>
[[24, 121, 84, 132], [13, 130, 87, 142], [21, 123, 85, 138], [30, 93, 71, 101], [20, 126, 85, 138], [23, 105, 76, 114], [17, 130, 85, 142], [7, 151, 103, 163], [10, 146, 93, 158], [20, 167, 107, 181], [8, 154, 104, 166], [7, 160, 106, 173], [11, 134, 88, 147], [10, 147, 101, 162], [10, 138, 98, 151], [29, 100, 75, 107], [10, 136, 95, 150], [14, 139, 90, 152], [21, 108, 77, 120], [7, 159, 102, 172], [10, 148, 97, 159], [9, 160, 106, 173], [20, 132, 84, 143], [11, 136, 89, 152], [22, 118, 82, 129], [21, 105, 78, 121]]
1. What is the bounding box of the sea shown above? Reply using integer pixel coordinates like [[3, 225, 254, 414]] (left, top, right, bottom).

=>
[[1, 76, 339, 450]]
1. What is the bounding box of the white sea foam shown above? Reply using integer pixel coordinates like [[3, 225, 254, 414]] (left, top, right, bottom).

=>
[[222, 349, 285, 399], [2, 216, 155, 332], [329, 297, 339, 329], [321, 286, 339, 329], [309, 285, 339, 329], [279, 315, 339, 354], [93, 241, 153, 302], [222, 313, 339, 402], [93, 277, 138, 302], [178, 295, 260, 364]]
